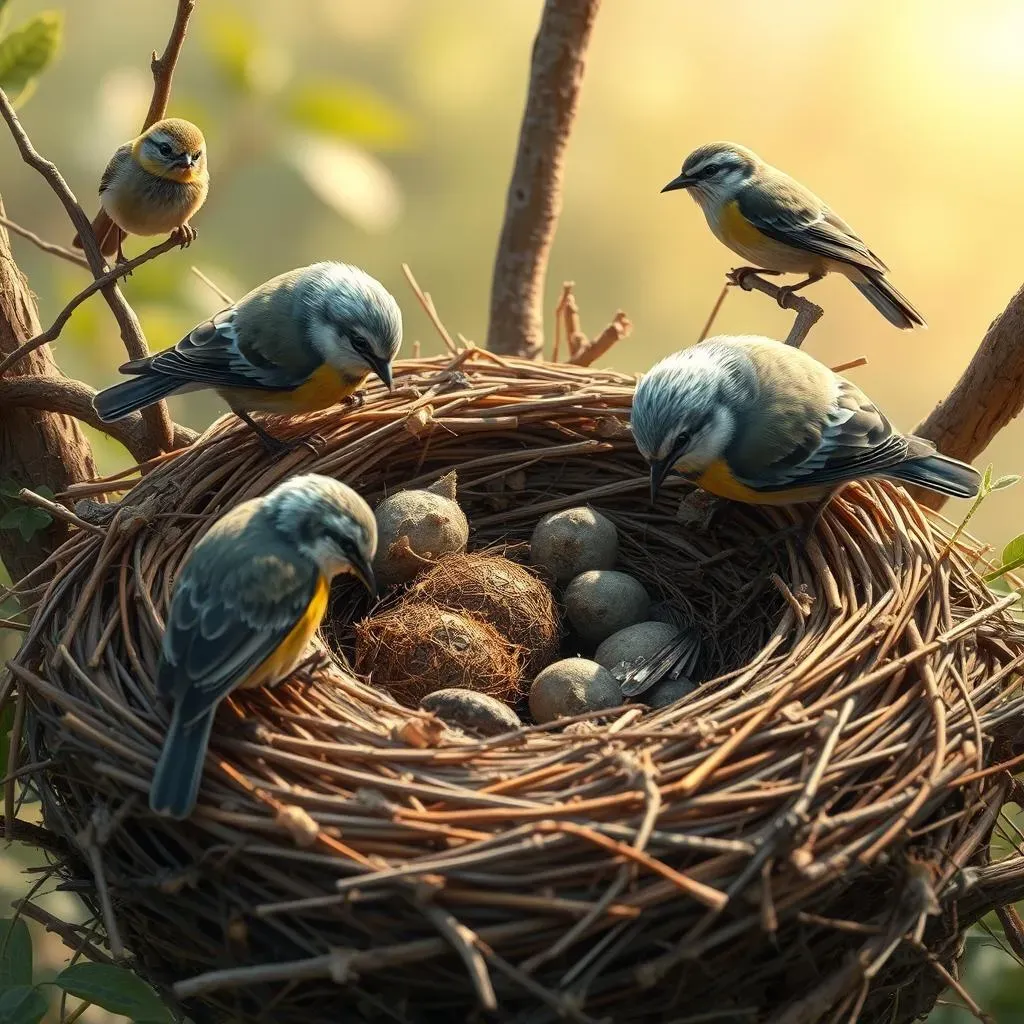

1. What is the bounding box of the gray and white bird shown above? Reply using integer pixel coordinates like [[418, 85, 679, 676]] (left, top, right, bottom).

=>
[[632, 335, 979, 509], [149, 473, 377, 820], [662, 142, 925, 329], [92, 262, 402, 452]]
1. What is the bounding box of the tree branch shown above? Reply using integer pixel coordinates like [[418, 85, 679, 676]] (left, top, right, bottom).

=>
[[144, 0, 196, 129], [0, 215, 89, 269], [0, 88, 173, 455], [0, 236, 181, 377], [0, 375, 196, 462], [486, 0, 601, 358], [0, 205, 97, 580], [727, 269, 824, 349], [914, 282, 1024, 510]]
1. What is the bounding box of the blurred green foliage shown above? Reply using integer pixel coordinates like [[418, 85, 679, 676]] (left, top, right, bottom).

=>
[[0, 5, 61, 106]]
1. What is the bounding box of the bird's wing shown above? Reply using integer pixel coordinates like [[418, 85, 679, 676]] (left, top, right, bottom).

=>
[[120, 307, 319, 392], [97, 145, 133, 196], [157, 526, 320, 726], [737, 177, 889, 273], [735, 377, 915, 492]]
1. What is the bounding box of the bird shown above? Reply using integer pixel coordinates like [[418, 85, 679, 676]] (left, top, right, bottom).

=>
[[149, 473, 378, 819], [632, 335, 980, 518], [72, 118, 210, 263], [92, 262, 403, 453], [661, 142, 925, 330]]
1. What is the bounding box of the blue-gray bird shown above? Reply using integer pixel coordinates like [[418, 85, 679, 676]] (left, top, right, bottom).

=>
[[93, 262, 402, 452], [633, 335, 979, 509], [149, 473, 377, 819], [662, 142, 925, 330]]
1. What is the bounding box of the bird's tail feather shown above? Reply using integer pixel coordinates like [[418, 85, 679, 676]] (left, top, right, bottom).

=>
[[854, 272, 926, 330], [889, 454, 981, 499], [72, 210, 122, 258], [93, 374, 178, 422], [149, 706, 216, 820]]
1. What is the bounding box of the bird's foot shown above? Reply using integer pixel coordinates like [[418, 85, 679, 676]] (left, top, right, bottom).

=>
[[729, 267, 782, 291], [342, 391, 366, 409], [171, 224, 198, 249]]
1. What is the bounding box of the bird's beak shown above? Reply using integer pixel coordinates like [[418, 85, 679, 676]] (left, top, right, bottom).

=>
[[176, 153, 194, 169], [348, 551, 378, 600], [368, 355, 393, 392], [661, 173, 695, 193], [649, 458, 674, 503]]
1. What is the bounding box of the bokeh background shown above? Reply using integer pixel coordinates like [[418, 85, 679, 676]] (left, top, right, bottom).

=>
[[2, 0, 1024, 1019]]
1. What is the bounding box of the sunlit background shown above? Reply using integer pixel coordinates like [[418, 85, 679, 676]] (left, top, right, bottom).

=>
[[3, 0, 1024, 1019]]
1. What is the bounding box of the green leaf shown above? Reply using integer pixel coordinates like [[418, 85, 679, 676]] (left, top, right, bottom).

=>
[[1003, 535, 1024, 568], [55, 963, 173, 1023], [203, 9, 287, 96], [0, 918, 32, 989], [0, 506, 51, 542], [0, 12, 62, 106], [285, 79, 412, 150], [0, 986, 47, 1024], [0, 479, 21, 500], [33, 485, 53, 500], [982, 464, 994, 493], [992, 474, 1021, 492]]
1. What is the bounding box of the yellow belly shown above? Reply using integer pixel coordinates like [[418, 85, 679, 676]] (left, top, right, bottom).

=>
[[223, 364, 368, 415], [711, 200, 824, 275], [693, 458, 829, 506], [239, 574, 329, 690]]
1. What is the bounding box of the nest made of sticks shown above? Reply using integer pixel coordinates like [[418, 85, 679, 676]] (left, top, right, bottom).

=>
[[9, 350, 1024, 1024]]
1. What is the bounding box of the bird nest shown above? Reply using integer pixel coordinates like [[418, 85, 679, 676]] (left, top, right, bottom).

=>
[[9, 350, 1024, 1024]]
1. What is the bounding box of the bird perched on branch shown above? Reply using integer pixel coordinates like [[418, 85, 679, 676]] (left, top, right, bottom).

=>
[[72, 118, 210, 263], [633, 335, 979, 516], [149, 473, 377, 819], [92, 261, 403, 453], [662, 142, 925, 330]]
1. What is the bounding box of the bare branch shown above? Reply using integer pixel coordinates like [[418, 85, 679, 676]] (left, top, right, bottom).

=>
[[487, 0, 601, 358], [0, 374, 196, 463], [0, 236, 181, 376], [914, 282, 1024, 510], [190, 265, 235, 306], [144, 0, 197, 129], [0, 215, 89, 269], [727, 269, 824, 349], [0, 88, 174, 455], [569, 311, 631, 366]]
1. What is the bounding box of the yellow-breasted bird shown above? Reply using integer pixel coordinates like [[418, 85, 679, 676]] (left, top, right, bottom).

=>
[[633, 335, 979, 511], [662, 142, 925, 330], [72, 117, 209, 262], [92, 262, 402, 453], [149, 473, 377, 819]]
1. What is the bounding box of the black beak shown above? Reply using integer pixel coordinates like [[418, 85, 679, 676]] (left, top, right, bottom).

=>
[[368, 355, 393, 392], [176, 153, 194, 170], [649, 458, 674, 503], [349, 551, 378, 600], [661, 173, 695, 194]]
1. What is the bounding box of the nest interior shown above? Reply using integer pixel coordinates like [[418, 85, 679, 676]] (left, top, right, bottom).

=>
[[10, 351, 1024, 1024]]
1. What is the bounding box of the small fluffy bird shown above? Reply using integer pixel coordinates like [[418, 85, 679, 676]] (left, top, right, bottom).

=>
[[149, 473, 377, 819], [633, 336, 979, 510], [662, 142, 925, 330], [92, 262, 403, 452], [73, 117, 209, 262]]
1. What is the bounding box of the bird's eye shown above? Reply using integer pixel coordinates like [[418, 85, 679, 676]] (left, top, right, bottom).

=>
[[156, 141, 173, 157], [193, 150, 202, 160], [673, 430, 691, 454], [701, 164, 720, 178]]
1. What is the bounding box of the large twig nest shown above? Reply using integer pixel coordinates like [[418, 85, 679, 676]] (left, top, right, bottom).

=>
[[9, 351, 1024, 1024]]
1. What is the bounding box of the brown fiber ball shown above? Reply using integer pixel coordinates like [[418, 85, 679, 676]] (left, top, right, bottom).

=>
[[408, 553, 560, 678], [354, 602, 521, 708]]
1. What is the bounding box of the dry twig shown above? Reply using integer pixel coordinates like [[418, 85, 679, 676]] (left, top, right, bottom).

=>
[[727, 268, 825, 348]]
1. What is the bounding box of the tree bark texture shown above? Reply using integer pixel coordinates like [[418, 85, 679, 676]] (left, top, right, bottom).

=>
[[914, 282, 1024, 510], [0, 199, 96, 580], [486, 0, 601, 359]]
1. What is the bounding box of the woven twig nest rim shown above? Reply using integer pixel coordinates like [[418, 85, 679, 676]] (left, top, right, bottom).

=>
[[9, 350, 1024, 1024]]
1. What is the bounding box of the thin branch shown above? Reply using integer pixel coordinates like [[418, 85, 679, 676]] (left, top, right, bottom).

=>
[[0, 374, 196, 461], [914, 280, 1024, 510], [11, 900, 117, 967], [0, 236, 181, 376], [144, 1, 196, 129], [17, 487, 104, 536], [190, 265, 235, 306], [727, 269, 824, 349], [0, 215, 89, 269], [0, 88, 173, 455], [486, 0, 602, 357], [698, 282, 730, 343], [569, 310, 631, 366]]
